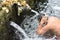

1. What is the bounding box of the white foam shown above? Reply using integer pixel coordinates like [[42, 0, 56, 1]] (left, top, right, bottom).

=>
[[53, 6, 60, 10]]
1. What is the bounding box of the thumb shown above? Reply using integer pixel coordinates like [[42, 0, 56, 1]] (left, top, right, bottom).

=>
[[37, 25, 50, 35]]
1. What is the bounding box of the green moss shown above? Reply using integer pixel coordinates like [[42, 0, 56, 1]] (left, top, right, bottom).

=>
[[26, 0, 35, 8], [0, 8, 11, 40]]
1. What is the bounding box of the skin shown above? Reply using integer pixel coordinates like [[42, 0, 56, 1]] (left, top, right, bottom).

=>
[[36, 16, 60, 36]]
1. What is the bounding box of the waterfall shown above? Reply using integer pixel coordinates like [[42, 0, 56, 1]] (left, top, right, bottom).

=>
[[10, 21, 28, 38]]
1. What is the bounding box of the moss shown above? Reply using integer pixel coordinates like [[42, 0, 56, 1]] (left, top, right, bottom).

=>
[[0, 8, 11, 40]]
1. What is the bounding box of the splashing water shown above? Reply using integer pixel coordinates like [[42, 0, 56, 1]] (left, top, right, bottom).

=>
[[10, 9, 56, 40], [20, 9, 56, 40]]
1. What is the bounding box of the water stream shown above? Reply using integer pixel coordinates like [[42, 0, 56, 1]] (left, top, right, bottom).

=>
[[10, 9, 56, 40]]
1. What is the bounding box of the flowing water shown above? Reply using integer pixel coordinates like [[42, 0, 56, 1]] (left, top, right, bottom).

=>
[[10, 0, 60, 40], [10, 21, 28, 38]]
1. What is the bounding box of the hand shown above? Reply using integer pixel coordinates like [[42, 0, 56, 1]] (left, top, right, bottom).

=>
[[36, 16, 60, 36], [36, 16, 48, 35]]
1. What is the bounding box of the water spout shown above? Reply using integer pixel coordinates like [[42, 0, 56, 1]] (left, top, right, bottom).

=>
[[10, 21, 28, 38], [30, 10, 39, 19], [31, 10, 39, 15]]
